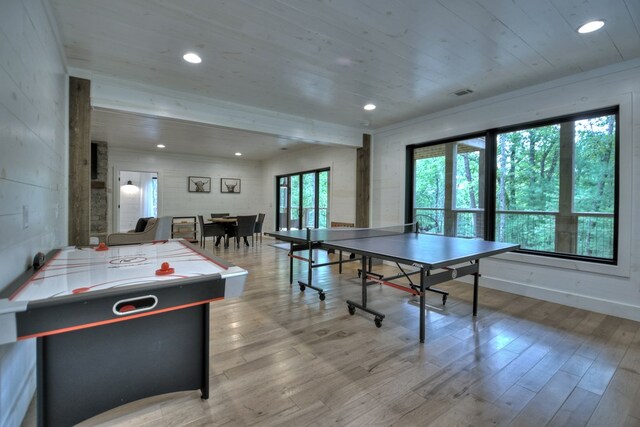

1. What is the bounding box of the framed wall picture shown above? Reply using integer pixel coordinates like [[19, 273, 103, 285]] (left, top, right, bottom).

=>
[[221, 178, 241, 194], [188, 176, 211, 193]]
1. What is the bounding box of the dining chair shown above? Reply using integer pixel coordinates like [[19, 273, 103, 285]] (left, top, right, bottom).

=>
[[234, 215, 257, 247], [211, 213, 234, 246], [198, 215, 226, 248], [254, 213, 266, 244]]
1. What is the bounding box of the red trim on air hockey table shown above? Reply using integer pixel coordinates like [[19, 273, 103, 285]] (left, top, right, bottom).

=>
[[18, 297, 223, 340]]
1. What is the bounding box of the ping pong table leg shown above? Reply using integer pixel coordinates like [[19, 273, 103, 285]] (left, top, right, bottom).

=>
[[473, 260, 479, 316], [420, 268, 425, 343], [307, 241, 313, 292], [294, 241, 326, 300], [289, 244, 293, 284], [346, 255, 385, 328], [361, 255, 367, 308]]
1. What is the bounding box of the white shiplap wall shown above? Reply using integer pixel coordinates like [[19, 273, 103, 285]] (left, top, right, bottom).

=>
[[108, 148, 266, 236], [372, 58, 640, 321], [261, 145, 358, 233], [110, 145, 359, 237], [0, 1, 68, 426]]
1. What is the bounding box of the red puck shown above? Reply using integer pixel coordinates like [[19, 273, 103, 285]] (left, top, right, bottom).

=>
[[95, 242, 108, 251], [155, 262, 175, 275]]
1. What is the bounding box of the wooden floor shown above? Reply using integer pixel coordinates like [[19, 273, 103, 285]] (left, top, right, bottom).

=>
[[22, 238, 640, 426]]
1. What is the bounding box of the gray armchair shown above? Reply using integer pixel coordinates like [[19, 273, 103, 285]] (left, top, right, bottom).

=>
[[106, 216, 172, 246]]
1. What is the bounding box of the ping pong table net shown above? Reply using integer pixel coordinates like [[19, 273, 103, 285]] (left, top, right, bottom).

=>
[[307, 222, 417, 242]]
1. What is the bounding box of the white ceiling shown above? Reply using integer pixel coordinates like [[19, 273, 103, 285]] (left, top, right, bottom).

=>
[[51, 0, 640, 158], [91, 108, 315, 160]]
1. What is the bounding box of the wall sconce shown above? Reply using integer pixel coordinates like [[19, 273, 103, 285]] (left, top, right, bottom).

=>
[[121, 180, 138, 194]]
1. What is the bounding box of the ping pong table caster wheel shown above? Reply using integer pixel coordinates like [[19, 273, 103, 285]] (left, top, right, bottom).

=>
[[442, 294, 448, 305], [299, 284, 306, 292], [374, 317, 383, 328], [319, 292, 326, 301], [347, 305, 356, 315]]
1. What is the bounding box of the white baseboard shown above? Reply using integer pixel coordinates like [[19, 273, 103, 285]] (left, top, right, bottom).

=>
[[479, 275, 640, 322]]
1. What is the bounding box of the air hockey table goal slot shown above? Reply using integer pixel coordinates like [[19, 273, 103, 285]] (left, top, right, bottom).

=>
[[113, 295, 158, 316]]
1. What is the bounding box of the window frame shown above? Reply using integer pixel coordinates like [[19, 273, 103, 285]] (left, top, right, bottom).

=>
[[407, 106, 620, 265], [406, 132, 487, 238]]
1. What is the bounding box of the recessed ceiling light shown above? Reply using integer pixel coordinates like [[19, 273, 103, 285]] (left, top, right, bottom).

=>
[[157, 144, 165, 148], [577, 20, 604, 34], [364, 104, 376, 111], [183, 52, 202, 64], [235, 152, 242, 156]]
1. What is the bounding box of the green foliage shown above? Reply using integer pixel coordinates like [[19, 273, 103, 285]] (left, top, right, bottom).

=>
[[497, 125, 560, 212], [415, 157, 445, 208], [573, 116, 615, 213]]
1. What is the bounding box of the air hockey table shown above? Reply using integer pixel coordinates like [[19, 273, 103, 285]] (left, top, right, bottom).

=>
[[0, 240, 248, 427]]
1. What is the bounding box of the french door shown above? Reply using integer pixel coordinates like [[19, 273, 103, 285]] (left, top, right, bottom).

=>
[[277, 168, 329, 230]]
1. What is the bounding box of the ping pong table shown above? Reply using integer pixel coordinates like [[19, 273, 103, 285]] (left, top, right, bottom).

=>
[[268, 224, 519, 342], [0, 240, 247, 427]]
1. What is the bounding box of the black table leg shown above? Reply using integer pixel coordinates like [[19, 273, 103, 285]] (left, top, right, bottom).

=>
[[289, 243, 294, 284], [420, 267, 426, 343], [346, 255, 385, 327], [473, 259, 479, 316], [362, 255, 367, 308], [296, 240, 325, 300]]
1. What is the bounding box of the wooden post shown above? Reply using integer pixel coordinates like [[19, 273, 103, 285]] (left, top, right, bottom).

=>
[[556, 122, 577, 253], [68, 77, 91, 246], [444, 142, 456, 236], [356, 134, 371, 228]]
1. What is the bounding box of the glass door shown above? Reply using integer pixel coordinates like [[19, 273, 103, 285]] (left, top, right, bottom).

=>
[[318, 170, 329, 228], [276, 168, 330, 230], [290, 175, 300, 229], [278, 176, 289, 230], [302, 172, 316, 228]]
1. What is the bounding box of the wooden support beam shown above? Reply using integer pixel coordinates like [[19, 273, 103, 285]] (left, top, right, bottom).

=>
[[556, 122, 577, 253], [356, 134, 370, 228], [68, 77, 91, 246]]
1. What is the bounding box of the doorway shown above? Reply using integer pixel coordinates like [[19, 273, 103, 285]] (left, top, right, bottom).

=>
[[277, 168, 329, 230], [118, 170, 158, 232]]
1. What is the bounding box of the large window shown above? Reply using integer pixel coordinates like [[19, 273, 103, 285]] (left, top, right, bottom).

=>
[[408, 108, 618, 263], [413, 137, 485, 238], [277, 169, 329, 230]]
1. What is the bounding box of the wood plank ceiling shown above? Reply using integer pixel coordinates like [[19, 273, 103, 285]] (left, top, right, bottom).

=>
[[51, 0, 640, 158]]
